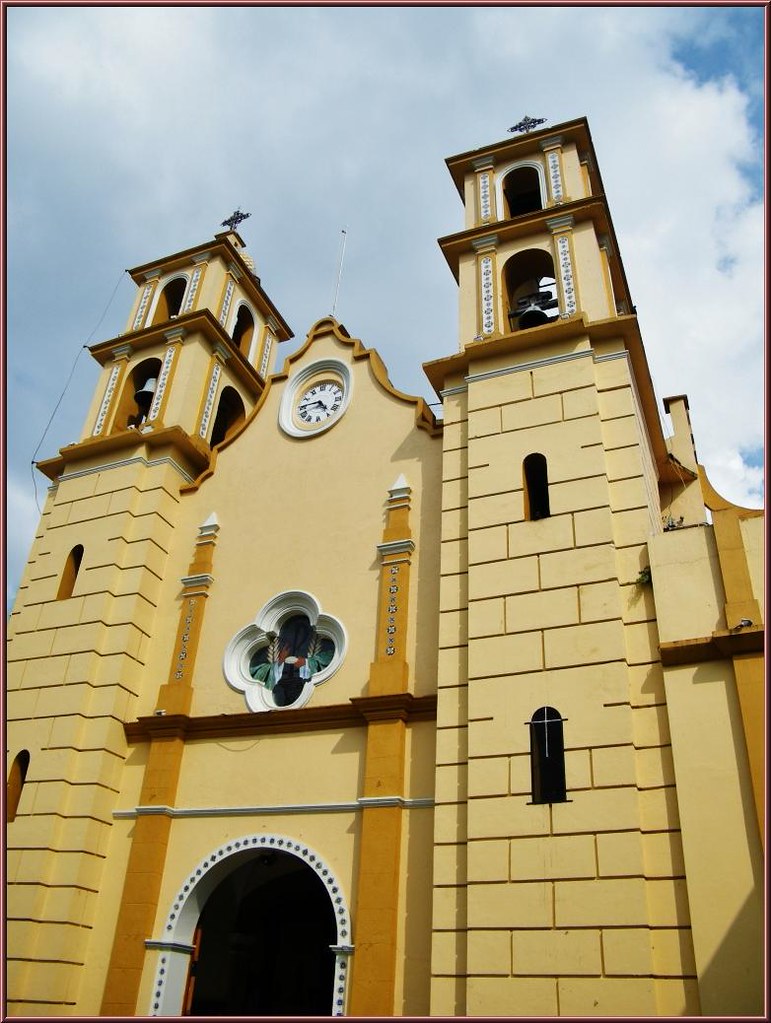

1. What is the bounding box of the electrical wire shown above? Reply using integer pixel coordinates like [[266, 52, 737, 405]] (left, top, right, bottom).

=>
[[29, 268, 128, 514]]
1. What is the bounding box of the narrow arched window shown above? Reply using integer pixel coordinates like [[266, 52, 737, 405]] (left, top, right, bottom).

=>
[[529, 707, 566, 804], [57, 545, 84, 600], [232, 305, 255, 356], [523, 453, 550, 520], [7, 750, 30, 822], [209, 386, 246, 447], [151, 277, 187, 325]]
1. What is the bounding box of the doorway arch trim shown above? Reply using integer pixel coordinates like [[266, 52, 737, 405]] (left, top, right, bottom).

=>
[[147, 832, 353, 1016]]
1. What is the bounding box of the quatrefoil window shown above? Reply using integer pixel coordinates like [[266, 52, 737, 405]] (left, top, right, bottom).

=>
[[224, 591, 347, 712]]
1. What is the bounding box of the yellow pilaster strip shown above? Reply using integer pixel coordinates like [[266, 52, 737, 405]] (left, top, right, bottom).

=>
[[711, 507, 764, 842], [733, 654, 765, 843], [100, 515, 220, 1015], [349, 478, 414, 1016], [699, 466, 764, 845]]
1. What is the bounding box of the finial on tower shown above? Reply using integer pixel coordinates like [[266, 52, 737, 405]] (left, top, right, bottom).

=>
[[508, 116, 547, 135], [221, 209, 251, 231]]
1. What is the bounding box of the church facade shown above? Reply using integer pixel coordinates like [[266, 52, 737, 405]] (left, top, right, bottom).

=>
[[6, 117, 764, 1017]]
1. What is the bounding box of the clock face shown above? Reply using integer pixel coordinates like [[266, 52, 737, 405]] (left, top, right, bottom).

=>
[[279, 359, 352, 438], [295, 381, 344, 427]]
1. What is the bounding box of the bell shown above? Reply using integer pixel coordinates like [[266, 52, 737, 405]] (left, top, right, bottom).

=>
[[134, 377, 157, 412], [517, 304, 550, 329]]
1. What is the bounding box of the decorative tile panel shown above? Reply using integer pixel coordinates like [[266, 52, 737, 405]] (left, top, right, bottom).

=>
[[478, 172, 492, 222], [480, 255, 495, 334], [259, 331, 275, 377], [556, 234, 577, 316], [132, 283, 154, 331], [198, 362, 222, 439], [219, 278, 235, 326], [181, 266, 202, 314], [92, 364, 122, 436], [547, 151, 564, 202], [147, 344, 177, 422]]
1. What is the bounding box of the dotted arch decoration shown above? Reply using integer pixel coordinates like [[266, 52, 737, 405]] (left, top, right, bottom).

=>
[[148, 832, 353, 1016]]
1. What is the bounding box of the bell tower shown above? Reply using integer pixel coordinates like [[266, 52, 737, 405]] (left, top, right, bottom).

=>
[[78, 228, 292, 453], [424, 117, 708, 1016], [5, 228, 291, 1014]]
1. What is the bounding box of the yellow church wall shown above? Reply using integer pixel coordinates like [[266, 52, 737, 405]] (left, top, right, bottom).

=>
[[79, 359, 125, 441], [140, 330, 442, 721], [647, 517, 764, 1013], [649, 526, 725, 639], [5, 448, 192, 1015], [461, 170, 477, 230], [394, 804, 435, 1014], [740, 515, 764, 617], [555, 141, 586, 200], [658, 661, 763, 1015], [156, 335, 217, 435], [457, 251, 479, 341], [431, 311, 701, 1013], [570, 220, 617, 320], [194, 253, 232, 316], [67, 746, 146, 1015], [174, 730, 367, 809], [35, 320, 442, 1017]]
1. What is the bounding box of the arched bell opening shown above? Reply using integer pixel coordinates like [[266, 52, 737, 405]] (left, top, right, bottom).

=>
[[209, 386, 246, 448], [182, 849, 338, 1016], [151, 277, 187, 326], [502, 165, 543, 219], [111, 358, 163, 432], [503, 248, 559, 332], [231, 305, 255, 357]]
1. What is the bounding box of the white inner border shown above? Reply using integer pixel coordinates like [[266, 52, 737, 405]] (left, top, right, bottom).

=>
[[223, 590, 347, 712], [144, 271, 192, 326], [147, 832, 353, 1016], [494, 158, 548, 222], [278, 358, 353, 438]]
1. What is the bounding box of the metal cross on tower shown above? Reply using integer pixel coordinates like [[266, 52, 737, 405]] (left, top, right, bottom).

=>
[[221, 209, 251, 231], [508, 115, 547, 135]]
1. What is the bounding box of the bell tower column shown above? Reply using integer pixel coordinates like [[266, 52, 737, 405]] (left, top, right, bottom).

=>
[[6, 228, 291, 1015]]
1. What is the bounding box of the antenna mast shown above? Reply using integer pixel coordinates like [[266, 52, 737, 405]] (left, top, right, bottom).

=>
[[331, 228, 348, 317]]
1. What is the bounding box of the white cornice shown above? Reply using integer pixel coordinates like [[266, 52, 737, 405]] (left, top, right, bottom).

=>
[[57, 454, 195, 485], [113, 796, 434, 819], [376, 539, 415, 557]]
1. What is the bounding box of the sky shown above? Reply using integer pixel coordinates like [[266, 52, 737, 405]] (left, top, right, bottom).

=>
[[5, 4, 765, 611]]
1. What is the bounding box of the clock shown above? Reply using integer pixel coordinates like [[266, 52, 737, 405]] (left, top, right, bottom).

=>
[[295, 380, 344, 427], [279, 359, 352, 438]]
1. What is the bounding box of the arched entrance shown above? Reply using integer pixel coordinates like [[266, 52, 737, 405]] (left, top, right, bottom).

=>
[[148, 834, 352, 1017], [185, 850, 336, 1015]]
